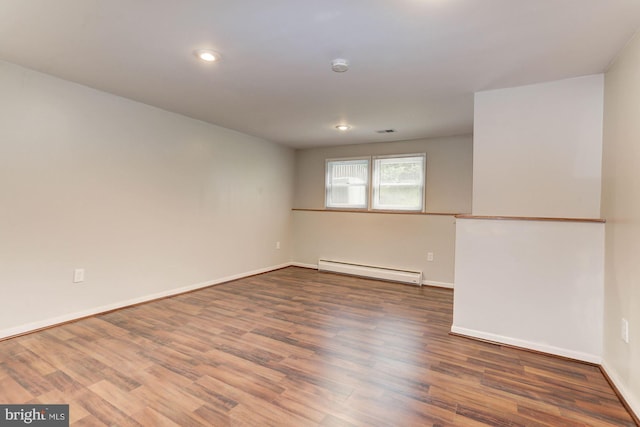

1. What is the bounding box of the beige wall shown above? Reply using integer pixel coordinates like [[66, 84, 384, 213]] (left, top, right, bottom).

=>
[[293, 211, 456, 285], [473, 75, 604, 218], [292, 135, 473, 285], [454, 218, 604, 362], [0, 60, 294, 336], [455, 75, 606, 363], [294, 135, 473, 213], [602, 32, 640, 415]]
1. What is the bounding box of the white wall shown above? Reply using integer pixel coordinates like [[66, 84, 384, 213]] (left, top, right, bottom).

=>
[[473, 75, 604, 218], [454, 75, 606, 363], [453, 219, 604, 362], [601, 30, 640, 416], [0, 60, 294, 337], [292, 135, 473, 285]]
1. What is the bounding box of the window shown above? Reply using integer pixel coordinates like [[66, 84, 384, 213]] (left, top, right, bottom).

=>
[[325, 158, 369, 209], [372, 154, 425, 211], [325, 153, 426, 211]]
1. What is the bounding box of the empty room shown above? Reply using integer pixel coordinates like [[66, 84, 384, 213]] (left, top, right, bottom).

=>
[[1, 1, 639, 425]]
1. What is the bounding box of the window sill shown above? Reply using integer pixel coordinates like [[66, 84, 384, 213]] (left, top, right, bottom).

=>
[[292, 208, 462, 216]]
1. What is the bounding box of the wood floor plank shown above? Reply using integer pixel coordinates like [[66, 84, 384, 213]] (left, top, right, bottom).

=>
[[73, 389, 142, 426], [88, 380, 147, 416], [0, 373, 33, 402], [129, 407, 182, 427], [0, 267, 635, 426]]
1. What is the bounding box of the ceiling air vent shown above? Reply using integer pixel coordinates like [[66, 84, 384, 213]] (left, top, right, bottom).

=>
[[376, 129, 396, 134]]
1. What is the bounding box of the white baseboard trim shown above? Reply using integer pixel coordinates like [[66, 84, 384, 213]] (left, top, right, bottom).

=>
[[290, 262, 318, 269], [450, 326, 602, 364], [0, 263, 291, 341], [601, 360, 640, 422], [422, 280, 454, 289]]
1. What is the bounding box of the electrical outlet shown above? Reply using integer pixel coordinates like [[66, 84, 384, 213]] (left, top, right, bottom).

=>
[[276, 241, 281, 250], [73, 268, 85, 283], [427, 252, 434, 262], [622, 318, 630, 344]]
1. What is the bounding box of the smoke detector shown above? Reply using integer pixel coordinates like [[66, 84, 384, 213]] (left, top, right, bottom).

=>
[[331, 58, 349, 73]]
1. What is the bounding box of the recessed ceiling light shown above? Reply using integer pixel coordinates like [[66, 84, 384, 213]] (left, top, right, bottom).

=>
[[336, 124, 351, 131], [194, 49, 220, 62]]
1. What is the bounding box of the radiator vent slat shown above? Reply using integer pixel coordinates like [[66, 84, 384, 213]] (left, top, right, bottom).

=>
[[318, 259, 422, 286]]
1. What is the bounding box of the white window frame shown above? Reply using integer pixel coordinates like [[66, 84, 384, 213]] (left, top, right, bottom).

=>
[[324, 153, 427, 212], [325, 157, 370, 210], [371, 153, 426, 212]]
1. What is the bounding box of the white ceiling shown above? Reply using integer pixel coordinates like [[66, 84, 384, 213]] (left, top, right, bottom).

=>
[[1, 1, 639, 148]]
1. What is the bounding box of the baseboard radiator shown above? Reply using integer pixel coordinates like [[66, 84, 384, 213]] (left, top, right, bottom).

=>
[[317, 259, 423, 286]]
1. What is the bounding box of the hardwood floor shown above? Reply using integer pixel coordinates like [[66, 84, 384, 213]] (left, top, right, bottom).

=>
[[0, 267, 635, 426]]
